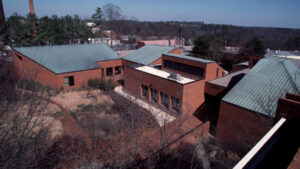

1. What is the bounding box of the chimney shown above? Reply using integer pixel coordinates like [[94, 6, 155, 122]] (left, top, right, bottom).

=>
[[29, 0, 35, 14], [0, 0, 5, 23]]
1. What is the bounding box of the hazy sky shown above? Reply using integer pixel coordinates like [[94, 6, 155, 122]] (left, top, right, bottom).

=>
[[3, 0, 300, 28]]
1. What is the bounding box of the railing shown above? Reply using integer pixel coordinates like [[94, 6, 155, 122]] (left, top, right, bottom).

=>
[[233, 118, 286, 169]]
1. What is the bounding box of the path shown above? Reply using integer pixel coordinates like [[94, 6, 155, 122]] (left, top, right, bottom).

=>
[[114, 86, 176, 126], [40, 97, 92, 149]]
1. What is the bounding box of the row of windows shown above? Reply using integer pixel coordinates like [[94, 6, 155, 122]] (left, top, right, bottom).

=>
[[64, 66, 121, 87], [163, 60, 204, 77], [103, 66, 121, 77], [141, 84, 181, 114]]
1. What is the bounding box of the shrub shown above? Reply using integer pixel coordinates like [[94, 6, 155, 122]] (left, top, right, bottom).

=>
[[51, 111, 64, 118], [88, 78, 116, 91]]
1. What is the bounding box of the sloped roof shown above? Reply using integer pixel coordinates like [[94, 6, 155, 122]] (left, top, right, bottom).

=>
[[14, 44, 120, 74], [222, 57, 300, 118], [163, 53, 214, 64], [208, 68, 250, 88], [123, 45, 176, 65]]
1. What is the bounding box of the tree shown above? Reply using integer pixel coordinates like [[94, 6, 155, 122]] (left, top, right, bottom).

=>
[[92, 7, 104, 27], [103, 3, 121, 21], [193, 36, 212, 58], [245, 37, 266, 57]]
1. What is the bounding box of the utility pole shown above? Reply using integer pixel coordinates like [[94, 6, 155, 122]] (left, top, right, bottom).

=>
[[0, 0, 5, 23]]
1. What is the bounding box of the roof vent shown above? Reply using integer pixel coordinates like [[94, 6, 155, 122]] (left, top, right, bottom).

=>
[[168, 72, 181, 81]]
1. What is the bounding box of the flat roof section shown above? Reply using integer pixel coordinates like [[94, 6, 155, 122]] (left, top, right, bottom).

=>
[[135, 66, 195, 84], [207, 68, 250, 88]]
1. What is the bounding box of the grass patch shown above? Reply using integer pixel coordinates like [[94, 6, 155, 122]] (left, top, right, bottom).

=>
[[77, 104, 95, 113], [88, 78, 117, 91], [51, 111, 63, 118]]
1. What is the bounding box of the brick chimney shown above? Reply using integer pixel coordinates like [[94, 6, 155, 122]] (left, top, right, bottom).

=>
[[0, 0, 5, 23], [29, 0, 35, 14]]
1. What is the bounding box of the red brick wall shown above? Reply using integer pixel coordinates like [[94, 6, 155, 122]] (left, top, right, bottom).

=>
[[122, 59, 137, 67], [182, 80, 205, 115], [161, 54, 224, 80], [217, 101, 273, 148], [13, 51, 59, 88], [56, 69, 102, 89], [204, 82, 227, 97], [169, 49, 182, 55], [205, 63, 224, 80], [13, 51, 123, 89], [97, 59, 123, 81], [150, 58, 162, 65], [124, 66, 204, 115], [232, 65, 247, 72], [137, 42, 145, 49], [249, 55, 261, 68]]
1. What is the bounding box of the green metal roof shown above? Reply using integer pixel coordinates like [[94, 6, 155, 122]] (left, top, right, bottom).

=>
[[163, 53, 215, 64], [222, 57, 300, 118], [14, 44, 120, 74], [123, 45, 176, 65]]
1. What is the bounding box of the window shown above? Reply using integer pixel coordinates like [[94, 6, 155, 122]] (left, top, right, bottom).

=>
[[151, 88, 158, 103], [172, 96, 181, 113], [161, 92, 169, 108], [106, 67, 113, 76], [216, 68, 219, 78], [101, 69, 104, 77], [64, 76, 74, 87], [163, 60, 204, 77], [142, 85, 148, 98], [115, 66, 121, 75]]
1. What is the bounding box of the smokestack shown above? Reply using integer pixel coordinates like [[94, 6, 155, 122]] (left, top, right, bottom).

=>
[[29, 0, 35, 14], [0, 0, 5, 23], [29, 0, 37, 38]]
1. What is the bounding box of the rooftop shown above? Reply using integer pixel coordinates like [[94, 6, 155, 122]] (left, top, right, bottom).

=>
[[123, 45, 176, 65], [233, 61, 249, 66], [208, 68, 250, 88], [14, 44, 120, 74], [222, 57, 300, 118], [163, 53, 215, 64], [135, 66, 195, 84]]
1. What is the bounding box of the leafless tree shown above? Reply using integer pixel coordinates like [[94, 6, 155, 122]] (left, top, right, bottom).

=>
[[0, 48, 55, 169]]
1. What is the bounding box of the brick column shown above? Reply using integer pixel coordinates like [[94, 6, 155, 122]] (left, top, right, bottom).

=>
[[168, 95, 172, 110], [148, 87, 151, 101], [158, 91, 161, 104]]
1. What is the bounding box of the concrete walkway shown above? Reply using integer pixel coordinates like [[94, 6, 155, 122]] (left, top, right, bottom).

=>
[[114, 86, 175, 127]]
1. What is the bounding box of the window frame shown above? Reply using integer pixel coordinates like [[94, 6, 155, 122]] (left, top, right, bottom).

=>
[[141, 85, 148, 98], [64, 76, 75, 87], [160, 92, 169, 108], [151, 88, 158, 103], [115, 66, 121, 75], [171, 96, 181, 113], [106, 67, 113, 76]]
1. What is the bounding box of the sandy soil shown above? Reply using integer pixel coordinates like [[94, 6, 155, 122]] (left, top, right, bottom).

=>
[[50, 90, 114, 111]]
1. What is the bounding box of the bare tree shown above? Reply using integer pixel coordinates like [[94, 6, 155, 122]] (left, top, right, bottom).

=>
[[0, 52, 55, 169]]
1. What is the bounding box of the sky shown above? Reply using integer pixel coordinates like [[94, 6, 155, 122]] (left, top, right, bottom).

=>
[[3, 0, 300, 28]]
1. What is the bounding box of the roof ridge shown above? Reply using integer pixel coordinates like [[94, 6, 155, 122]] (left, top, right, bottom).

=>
[[14, 43, 107, 49]]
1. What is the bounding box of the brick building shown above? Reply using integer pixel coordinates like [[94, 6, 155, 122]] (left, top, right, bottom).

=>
[[13, 44, 123, 89], [124, 52, 224, 115], [217, 57, 300, 148]]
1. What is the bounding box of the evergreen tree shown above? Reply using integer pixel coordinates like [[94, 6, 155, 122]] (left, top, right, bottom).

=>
[[245, 38, 266, 57]]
